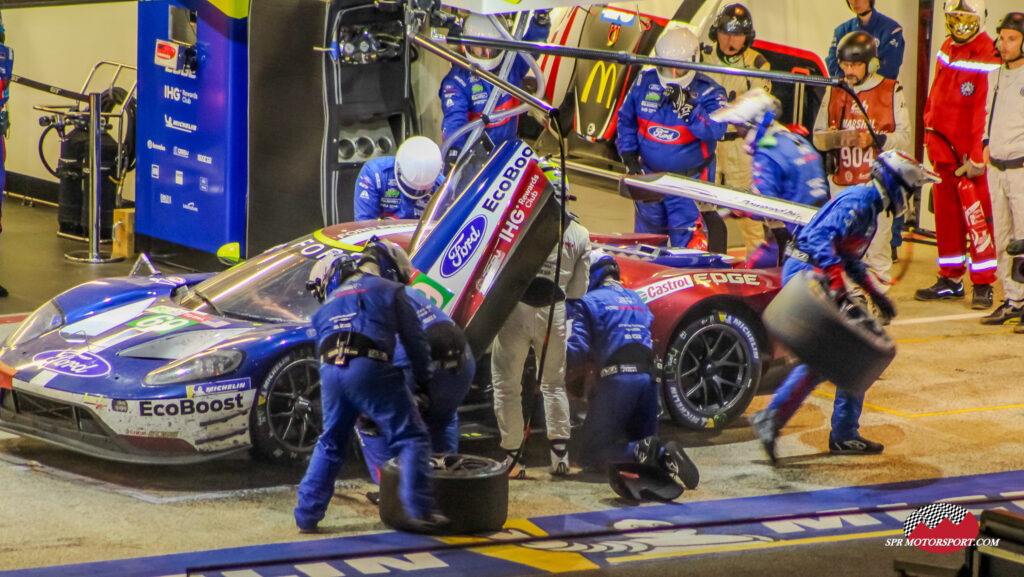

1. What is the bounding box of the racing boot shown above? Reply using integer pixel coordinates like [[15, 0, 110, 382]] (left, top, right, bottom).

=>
[[503, 449, 527, 480], [750, 409, 779, 465], [550, 439, 570, 476], [981, 300, 1023, 325], [633, 436, 699, 490], [915, 277, 964, 301], [972, 284, 994, 310], [829, 435, 884, 455]]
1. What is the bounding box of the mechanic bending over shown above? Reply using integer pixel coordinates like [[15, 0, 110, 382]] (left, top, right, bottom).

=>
[[354, 136, 444, 221], [751, 151, 939, 464], [356, 286, 474, 484], [711, 89, 828, 268], [492, 161, 591, 479], [703, 3, 773, 257], [440, 13, 549, 161], [616, 26, 728, 249], [567, 253, 699, 495], [815, 30, 910, 296], [296, 239, 447, 534]]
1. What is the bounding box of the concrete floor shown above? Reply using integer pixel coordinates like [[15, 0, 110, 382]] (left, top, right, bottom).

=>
[[0, 185, 1021, 574]]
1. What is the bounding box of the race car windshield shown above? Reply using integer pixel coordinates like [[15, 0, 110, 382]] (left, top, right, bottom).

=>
[[410, 140, 489, 252], [178, 242, 324, 323]]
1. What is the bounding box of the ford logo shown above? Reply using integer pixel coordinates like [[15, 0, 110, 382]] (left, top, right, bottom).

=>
[[648, 126, 680, 142], [440, 215, 487, 278], [33, 350, 112, 378]]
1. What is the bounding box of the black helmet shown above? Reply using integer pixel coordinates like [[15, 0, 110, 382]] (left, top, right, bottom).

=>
[[361, 237, 414, 284], [837, 30, 878, 65], [997, 12, 1024, 57], [709, 4, 756, 48]]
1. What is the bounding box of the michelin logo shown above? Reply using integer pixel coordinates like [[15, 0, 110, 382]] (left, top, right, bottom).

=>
[[164, 114, 197, 134], [189, 380, 250, 397]]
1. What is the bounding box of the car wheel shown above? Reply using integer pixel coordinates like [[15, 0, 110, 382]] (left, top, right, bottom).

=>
[[379, 453, 508, 534], [250, 348, 322, 463], [763, 269, 895, 395], [662, 312, 762, 430]]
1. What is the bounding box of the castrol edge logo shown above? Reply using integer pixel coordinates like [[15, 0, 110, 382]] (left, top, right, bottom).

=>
[[635, 271, 762, 303]]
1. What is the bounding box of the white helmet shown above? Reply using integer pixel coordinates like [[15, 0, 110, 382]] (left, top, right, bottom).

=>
[[395, 136, 442, 196], [654, 26, 699, 88], [871, 150, 941, 218], [710, 88, 780, 127], [944, 0, 986, 43], [463, 15, 505, 71]]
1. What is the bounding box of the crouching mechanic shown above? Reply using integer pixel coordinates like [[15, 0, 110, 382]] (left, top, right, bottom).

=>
[[616, 26, 728, 248], [296, 239, 447, 534], [568, 254, 699, 494], [357, 286, 475, 483], [750, 151, 939, 463], [492, 165, 591, 478], [710, 89, 829, 267], [354, 136, 445, 221]]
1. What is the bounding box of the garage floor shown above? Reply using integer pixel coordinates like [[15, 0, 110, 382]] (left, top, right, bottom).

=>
[[0, 182, 1021, 576]]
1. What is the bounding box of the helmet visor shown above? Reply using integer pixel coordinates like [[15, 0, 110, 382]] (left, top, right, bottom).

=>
[[946, 13, 980, 41], [468, 45, 501, 60]]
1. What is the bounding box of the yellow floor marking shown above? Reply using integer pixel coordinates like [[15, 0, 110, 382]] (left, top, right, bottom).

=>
[[439, 518, 600, 573], [811, 389, 1024, 418], [894, 328, 1013, 344], [608, 529, 903, 563], [890, 312, 987, 326]]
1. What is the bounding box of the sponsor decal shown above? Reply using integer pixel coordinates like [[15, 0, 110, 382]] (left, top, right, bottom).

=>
[[128, 313, 197, 333], [32, 350, 112, 378], [175, 171, 184, 185], [146, 140, 166, 152], [884, 503, 988, 553], [173, 146, 189, 159], [163, 114, 197, 133], [148, 277, 187, 288], [688, 271, 762, 287], [581, 61, 617, 108], [163, 85, 197, 104], [81, 393, 108, 410], [159, 194, 172, 205], [960, 81, 975, 96], [648, 125, 680, 142], [138, 394, 244, 417], [199, 177, 209, 192], [151, 164, 160, 179], [187, 379, 250, 397], [197, 153, 212, 164], [635, 276, 694, 303], [168, 67, 197, 80], [440, 215, 487, 278], [409, 271, 455, 308], [600, 8, 636, 26], [183, 202, 198, 213]]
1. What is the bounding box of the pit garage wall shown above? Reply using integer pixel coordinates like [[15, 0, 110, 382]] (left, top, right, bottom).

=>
[[3, 3, 137, 204]]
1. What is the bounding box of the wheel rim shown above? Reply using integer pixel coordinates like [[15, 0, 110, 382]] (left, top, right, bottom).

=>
[[265, 358, 322, 453], [671, 323, 753, 416]]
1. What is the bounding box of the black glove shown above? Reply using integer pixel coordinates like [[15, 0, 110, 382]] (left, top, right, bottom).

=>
[[413, 381, 432, 416], [664, 85, 694, 122], [621, 151, 643, 175], [862, 274, 897, 322]]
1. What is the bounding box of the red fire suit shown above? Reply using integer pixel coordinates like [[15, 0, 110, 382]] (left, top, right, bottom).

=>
[[923, 33, 1001, 284]]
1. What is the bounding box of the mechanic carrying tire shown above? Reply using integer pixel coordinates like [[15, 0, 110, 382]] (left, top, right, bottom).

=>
[[753, 151, 939, 465], [296, 239, 448, 535], [568, 253, 699, 501]]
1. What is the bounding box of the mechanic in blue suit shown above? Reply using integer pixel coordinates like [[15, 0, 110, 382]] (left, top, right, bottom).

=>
[[567, 254, 698, 491], [0, 13, 11, 299], [710, 89, 830, 267], [357, 286, 475, 483], [353, 137, 445, 222], [750, 151, 939, 464], [440, 13, 549, 155], [826, 0, 905, 80], [296, 239, 446, 534], [616, 27, 727, 248]]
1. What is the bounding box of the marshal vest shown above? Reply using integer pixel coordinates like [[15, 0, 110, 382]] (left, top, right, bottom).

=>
[[827, 78, 896, 186]]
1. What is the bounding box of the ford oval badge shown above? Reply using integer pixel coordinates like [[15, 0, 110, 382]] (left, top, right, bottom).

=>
[[440, 215, 487, 278], [33, 350, 112, 378]]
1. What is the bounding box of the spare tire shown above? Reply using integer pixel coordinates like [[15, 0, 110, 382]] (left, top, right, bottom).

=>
[[763, 270, 895, 394], [379, 453, 508, 534]]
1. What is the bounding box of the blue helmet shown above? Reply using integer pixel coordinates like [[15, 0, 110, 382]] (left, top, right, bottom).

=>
[[871, 151, 940, 218], [588, 254, 621, 292], [306, 250, 359, 303]]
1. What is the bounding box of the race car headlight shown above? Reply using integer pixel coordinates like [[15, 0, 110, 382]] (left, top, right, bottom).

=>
[[4, 301, 64, 349], [143, 349, 245, 386]]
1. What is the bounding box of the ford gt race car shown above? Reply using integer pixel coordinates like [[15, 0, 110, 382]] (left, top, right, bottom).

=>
[[0, 143, 782, 464]]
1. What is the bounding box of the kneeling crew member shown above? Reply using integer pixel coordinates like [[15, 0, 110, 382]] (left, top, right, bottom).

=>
[[751, 151, 939, 463], [354, 136, 445, 221], [568, 254, 699, 492], [295, 239, 445, 534]]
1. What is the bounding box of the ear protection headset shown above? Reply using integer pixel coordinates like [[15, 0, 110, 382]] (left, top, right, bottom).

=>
[[837, 30, 880, 76], [995, 12, 1024, 61], [708, 4, 756, 51]]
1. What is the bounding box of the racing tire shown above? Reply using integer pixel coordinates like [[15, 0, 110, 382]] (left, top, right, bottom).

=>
[[379, 453, 508, 534], [250, 348, 322, 464], [763, 270, 895, 395], [662, 312, 762, 430]]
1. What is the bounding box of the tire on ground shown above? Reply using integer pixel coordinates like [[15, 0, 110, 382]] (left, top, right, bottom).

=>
[[379, 453, 508, 534], [250, 348, 322, 463], [763, 270, 895, 394], [662, 312, 762, 430]]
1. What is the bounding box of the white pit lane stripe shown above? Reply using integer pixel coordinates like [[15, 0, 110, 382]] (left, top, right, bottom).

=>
[[890, 312, 987, 326]]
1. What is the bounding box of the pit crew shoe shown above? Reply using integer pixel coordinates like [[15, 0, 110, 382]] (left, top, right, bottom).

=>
[[661, 441, 700, 490], [914, 277, 964, 301], [972, 284, 994, 310], [981, 301, 1023, 325], [405, 513, 451, 535], [504, 449, 527, 480], [550, 439, 570, 476], [750, 409, 779, 465], [829, 435, 884, 455], [297, 523, 319, 534]]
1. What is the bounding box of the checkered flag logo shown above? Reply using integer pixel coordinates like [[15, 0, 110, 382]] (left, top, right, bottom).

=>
[[903, 503, 968, 538]]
